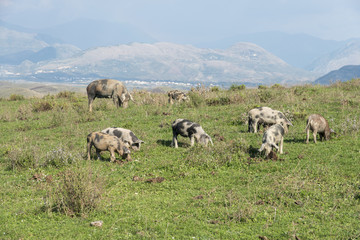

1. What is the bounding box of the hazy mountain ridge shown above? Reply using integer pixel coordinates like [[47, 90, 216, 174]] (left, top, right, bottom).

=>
[[3, 42, 313, 87], [308, 40, 360, 74], [1, 19, 360, 87], [314, 65, 360, 84]]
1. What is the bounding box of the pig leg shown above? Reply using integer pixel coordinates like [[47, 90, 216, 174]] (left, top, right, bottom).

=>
[[306, 127, 310, 144], [96, 149, 102, 160], [190, 135, 195, 147], [109, 148, 116, 162], [313, 130, 317, 143], [87, 141, 92, 160], [172, 134, 178, 148], [279, 137, 283, 154]]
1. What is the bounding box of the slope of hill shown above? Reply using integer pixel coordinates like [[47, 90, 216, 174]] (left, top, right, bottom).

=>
[[308, 40, 360, 74], [200, 31, 344, 69], [2, 42, 313, 87], [314, 65, 360, 84]]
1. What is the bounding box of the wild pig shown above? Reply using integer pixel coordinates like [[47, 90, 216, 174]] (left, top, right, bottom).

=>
[[248, 106, 293, 133], [101, 127, 144, 151], [259, 124, 285, 156], [168, 90, 190, 104], [87, 132, 131, 162], [305, 114, 335, 143], [171, 119, 213, 148], [86, 79, 134, 112]]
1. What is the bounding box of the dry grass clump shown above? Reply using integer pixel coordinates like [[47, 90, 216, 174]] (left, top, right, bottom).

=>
[[133, 90, 168, 106], [44, 166, 104, 217]]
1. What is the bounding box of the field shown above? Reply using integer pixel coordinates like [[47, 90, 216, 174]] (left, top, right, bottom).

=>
[[0, 81, 360, 239]]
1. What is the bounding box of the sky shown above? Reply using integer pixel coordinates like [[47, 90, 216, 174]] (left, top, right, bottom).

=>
[[1, 0, 360, 43]]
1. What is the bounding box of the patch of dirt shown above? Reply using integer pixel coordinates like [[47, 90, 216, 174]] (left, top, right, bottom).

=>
[[267, 150, 278, 160], [209, 220, 219, 224], [31, 173, 44, 181], [213, 133, 225, 141], [193, 195, 204, 200], [145, 177, 165, 183]]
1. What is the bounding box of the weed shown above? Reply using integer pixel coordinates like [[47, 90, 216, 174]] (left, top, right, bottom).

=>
[[9, 94, 25, 101], [7, 146, 39, 170], [210, 86, 221, 92], [43, 147, 79, 168], [187, 91, 205, 107], [56, 91, 75, 99], [44, 165, 103, 217], [229, 84, 246, 91], [206, 97, 231, 106], [32, 100, 53, 112], [16, 104, 33, 120]]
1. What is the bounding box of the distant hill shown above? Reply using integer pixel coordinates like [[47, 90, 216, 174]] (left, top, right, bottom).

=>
[[198, 31, 344, 69], [314, 65, 360, 85], [0, 23, 81, 64], [0, 42, 314, 87], [308, 40, 360, 74]]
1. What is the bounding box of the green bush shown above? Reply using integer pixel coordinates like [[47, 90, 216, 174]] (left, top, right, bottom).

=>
[[9, 94, 25, 101], [187, 91, 204, 108], [229, 84, 246, 91]]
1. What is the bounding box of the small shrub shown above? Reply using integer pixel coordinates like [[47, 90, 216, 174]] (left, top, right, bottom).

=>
[[258, 90, 273, 103], [7, 146, 39, 170], [271, 83, 285, 89], [339, 117, 360, 135], [210, 86, 221, 92], [9, 94, 25, 101], [258, 85, 267, 89], [229, 84, 246, 91], [32, 101, 53, 112], [16, 104, 33, 120], [44, 166, 103, 217], [206, 97, 231, 106], [43, 147, 78, 168], [187, 91, 204, 108], [56, 91, 75, 99]]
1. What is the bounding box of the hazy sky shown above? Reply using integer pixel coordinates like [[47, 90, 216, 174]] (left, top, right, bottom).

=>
[[1, 0, 360, 43]]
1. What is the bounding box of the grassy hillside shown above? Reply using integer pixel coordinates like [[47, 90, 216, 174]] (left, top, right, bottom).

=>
[[0, 80, 359, 239]]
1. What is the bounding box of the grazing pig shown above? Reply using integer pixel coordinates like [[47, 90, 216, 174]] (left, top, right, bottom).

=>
[[248, 106, 293, 133], [168, 90, 190, 104], [101, 127, 144, 151], [87, 132, 131, 162], [259, 124, 285, 156], [305, 114, 335, 144], [171, 119, 213, 148], [86, 79, 134, 112]]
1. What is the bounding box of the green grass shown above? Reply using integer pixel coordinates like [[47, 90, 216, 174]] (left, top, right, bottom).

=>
[[0, 80, 360, 239]]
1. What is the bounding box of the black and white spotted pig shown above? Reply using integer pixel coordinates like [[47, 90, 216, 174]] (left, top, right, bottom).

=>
[[87, 132, 131, 162], [248, 106, 293, 133], [305, 114, 335, 144], [171, 119, 213, 148], [258, 124, 285, 156], [101, 127, 144, 151]]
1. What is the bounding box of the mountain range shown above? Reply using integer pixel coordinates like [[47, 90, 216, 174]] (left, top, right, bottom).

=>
[[1, 19, 360, 88]]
